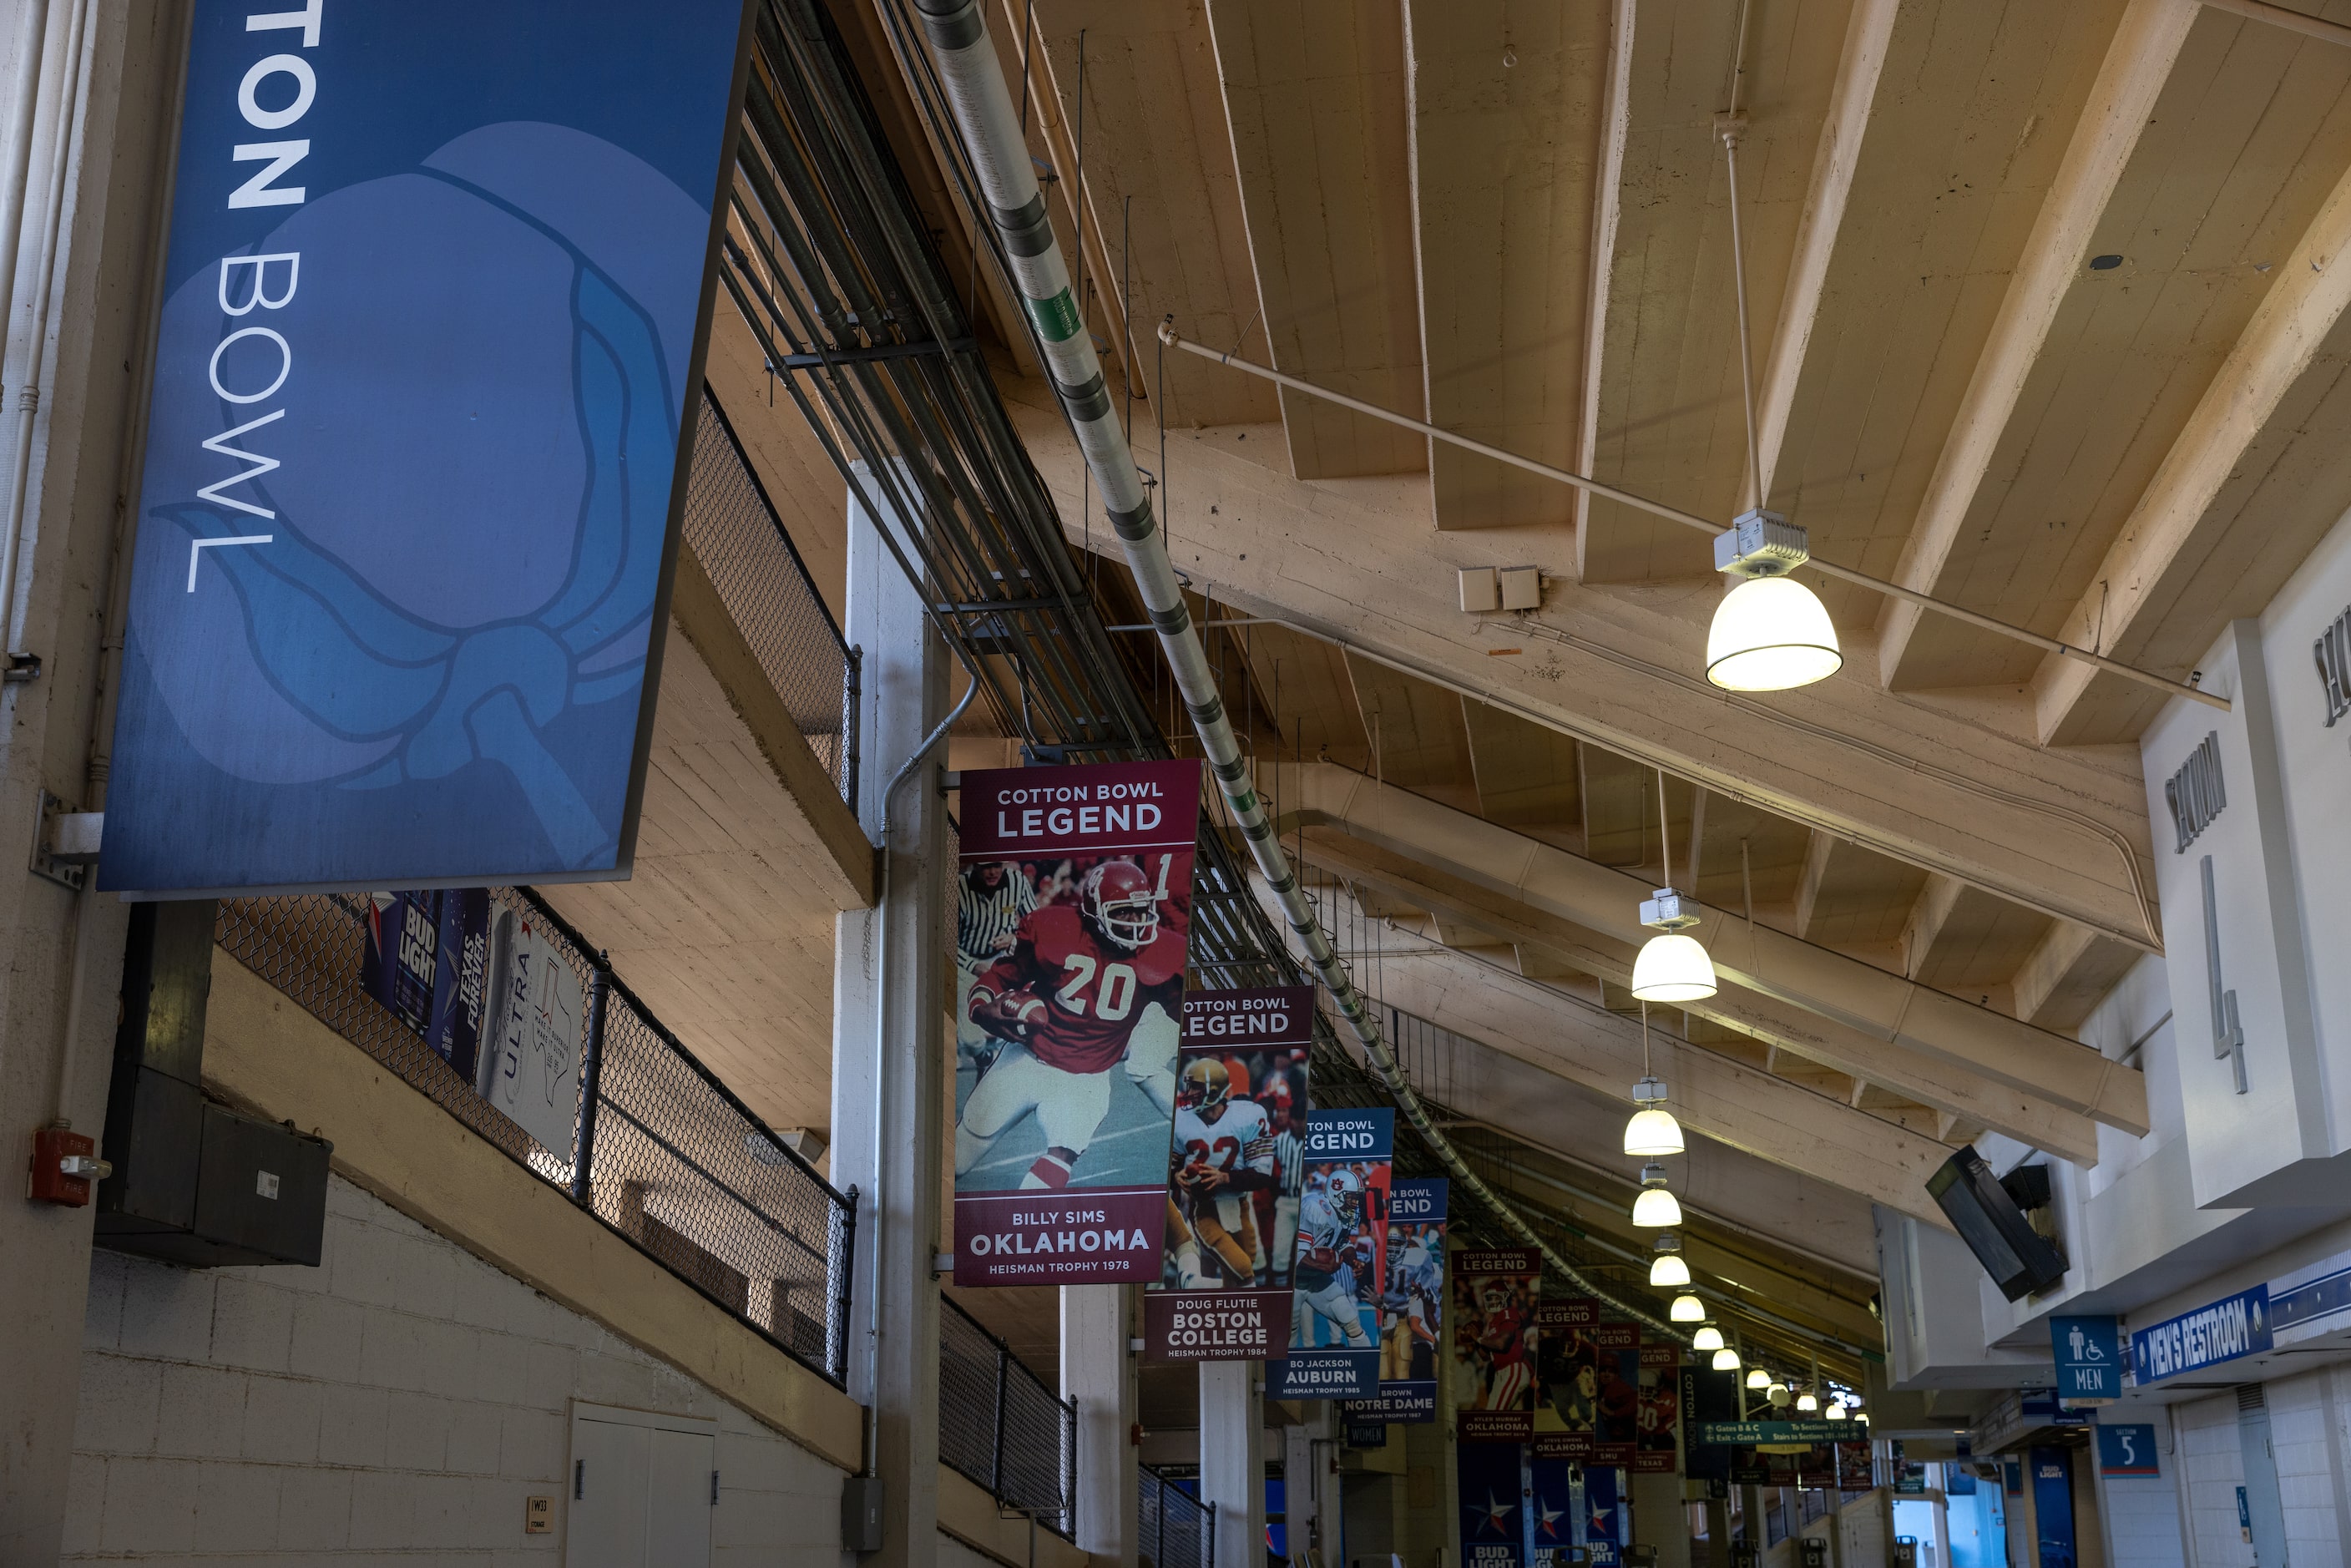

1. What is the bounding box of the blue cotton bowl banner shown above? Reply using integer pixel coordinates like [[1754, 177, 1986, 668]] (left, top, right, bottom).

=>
[[101, 0, 754, 895]]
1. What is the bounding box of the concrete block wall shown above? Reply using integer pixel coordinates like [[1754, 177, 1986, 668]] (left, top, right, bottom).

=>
[[2172, 1392, 2251, 1568], [67, 1174, 852, 1563], [2263, 1369, 2343, 1565], [2095, 1470, 2184, 1568]]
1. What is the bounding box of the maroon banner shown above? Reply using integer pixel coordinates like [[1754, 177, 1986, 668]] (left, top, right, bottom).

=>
[[1144, 984, 1315, 1360], [1144, 1287, 1293, 1360], [952, 761, 1201, 1287], [1454, 1250, 1540, 1441], [1633, 1337, 1679, 1474]]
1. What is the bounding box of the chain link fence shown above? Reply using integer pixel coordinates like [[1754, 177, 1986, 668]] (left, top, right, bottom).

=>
[[214, 888, 856, 1386], [1139, 1466, 1214, 1568], [938, 1292, 1076, 1535], [683, 386, 860, 803]]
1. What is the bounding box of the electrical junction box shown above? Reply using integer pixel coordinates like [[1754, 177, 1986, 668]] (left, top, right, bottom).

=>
[[842, 1474, 885, 1553], [1497, 566, 1541, 610], [1713, 508, 1809, 576], [1457, 567, 1499, 613]]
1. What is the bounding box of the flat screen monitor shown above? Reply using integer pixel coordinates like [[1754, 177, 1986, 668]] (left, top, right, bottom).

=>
[[1925, 1145, 2067, 1301]]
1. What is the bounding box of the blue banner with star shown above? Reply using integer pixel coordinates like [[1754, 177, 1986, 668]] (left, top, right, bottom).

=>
[[1457, 1439, 1524, 1568]]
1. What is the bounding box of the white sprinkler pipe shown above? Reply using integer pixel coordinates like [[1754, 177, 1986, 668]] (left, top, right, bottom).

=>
[[907, 0, 1680, 1340]]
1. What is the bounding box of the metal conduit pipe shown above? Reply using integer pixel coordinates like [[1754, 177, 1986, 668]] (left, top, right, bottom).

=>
[[905, 0, 1681, 1340]]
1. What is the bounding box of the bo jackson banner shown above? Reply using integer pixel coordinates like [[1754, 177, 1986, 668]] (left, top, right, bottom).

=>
[[1270, 1108, 1394, 1398], [1142, 985, 1315, 1361], [952, 761, 1201, 1286]]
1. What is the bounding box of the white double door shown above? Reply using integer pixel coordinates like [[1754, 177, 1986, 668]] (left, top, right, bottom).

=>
[[567, 1401, 717, 1567]]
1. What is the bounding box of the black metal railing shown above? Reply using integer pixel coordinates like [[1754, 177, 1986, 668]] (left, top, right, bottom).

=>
[[215, 888, 857, 1387], [683, 383, 861, 805], [1140, 1467, 1215, 1568], [938, 1292, 1076, 1535]]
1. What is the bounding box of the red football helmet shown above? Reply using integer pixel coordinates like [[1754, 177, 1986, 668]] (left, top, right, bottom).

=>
[[1079, 858, 1158, 952]]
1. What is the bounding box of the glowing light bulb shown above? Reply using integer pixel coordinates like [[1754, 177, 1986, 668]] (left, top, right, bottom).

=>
[[1624, 1107, 1685, 1157], [1797, 1392, 1818, 1413], [1650, 1254, 1692, 1288], [1632, 932, 1718, 1002], [1692, 1325, 1726, 1353], [1671, 1294, 1706, 1323], [1747, 1368, 1771, 1390], [1631, 1187, 1683, 1227], [1712, 1348, 1742, 1371], [1706, 575, 1843, 691]]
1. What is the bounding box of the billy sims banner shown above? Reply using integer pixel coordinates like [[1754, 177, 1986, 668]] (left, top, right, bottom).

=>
[[1143, 985, 1316, 1362], [1454, 1250, 1541, 1440], [952, 761, 1200, 1287], [1270, 1109, 1394, 1399]]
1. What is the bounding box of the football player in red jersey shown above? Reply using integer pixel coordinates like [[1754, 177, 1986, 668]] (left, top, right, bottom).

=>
[[957, 857, 1186, 1190], [1477, 1282, 1534, 1410]]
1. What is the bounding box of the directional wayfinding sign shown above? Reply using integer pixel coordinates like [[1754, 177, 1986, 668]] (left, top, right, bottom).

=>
[[2050, 1315, 2123, 1405], [103, 1, 756, 894]]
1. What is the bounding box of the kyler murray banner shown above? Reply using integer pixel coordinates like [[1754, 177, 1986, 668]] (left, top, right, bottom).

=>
[[104, 1, 758, 895], [952, 761, 1201, 1287], [1143, 985, 1315, 1362], [1455, 1250, 1542, 1441], [1270, 1109, 1394, 1398]]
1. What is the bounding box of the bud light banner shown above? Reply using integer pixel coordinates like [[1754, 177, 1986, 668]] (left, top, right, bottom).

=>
[[1342, 1178, 1447, 1421], [103, 2, 757, 896], [953, 761, 1200, 1286], [1457, 1439, 1525, 1568], [361, 888, 490, 1080], [1143, 985, 1314, 1361], [1455, 1251, 1542, 1440], [1270, 1109, 1393, 1398]]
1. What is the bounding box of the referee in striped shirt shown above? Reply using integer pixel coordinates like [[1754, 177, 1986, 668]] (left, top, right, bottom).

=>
[[956, 861, 1034, 1065]]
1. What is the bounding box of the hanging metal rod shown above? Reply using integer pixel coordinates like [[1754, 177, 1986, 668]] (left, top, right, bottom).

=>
[[1156, 323, 2228, 715], [771, 336, 975, 368]]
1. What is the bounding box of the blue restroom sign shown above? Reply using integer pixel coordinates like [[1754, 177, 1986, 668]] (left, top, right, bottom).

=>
[[2050, 1315, 2122, 1404], [103, 0, 756, 894]]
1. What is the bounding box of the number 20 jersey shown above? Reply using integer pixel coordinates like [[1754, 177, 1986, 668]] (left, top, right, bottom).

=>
[[970, 903, 1186, 1073]]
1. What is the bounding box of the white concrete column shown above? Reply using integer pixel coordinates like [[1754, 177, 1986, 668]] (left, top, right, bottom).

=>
[[1282, 1406, 1342, 1567], [832, 469, 946, 1568], [1201, 1360, 1267, 1568], [0, 6, 182, 1557], [1063, 1283, 1138, 1567], [1630, 1473, 1691, 1568]]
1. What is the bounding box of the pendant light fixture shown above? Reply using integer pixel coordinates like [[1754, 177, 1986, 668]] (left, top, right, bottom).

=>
[[1648, 1232, 1691, 1288], [1631, 1164, 1682, 1227], [1670, 1293, 1706, 1323], [1624, 1071, 1685, 1158], [1632, 773, 1717, 1003], [1691, 1324, 1726, 1353], [1711, 1347, 1742, 1372], [1745, 1367, 1770, 1390], [1826, 1403, 1848, 1421], [1767, 1383, 1791, 1408], [1706, 119, 1839, 694], [1797, 1390, 1818, 1413]]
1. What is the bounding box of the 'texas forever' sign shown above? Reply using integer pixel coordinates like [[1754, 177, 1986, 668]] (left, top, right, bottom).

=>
[[105, 0, 756, 895]]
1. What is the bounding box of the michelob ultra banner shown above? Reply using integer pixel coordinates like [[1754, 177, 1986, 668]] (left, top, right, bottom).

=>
[[1454, 1250, 1541, 1440], [1142, 985, 1314, 1361], [1457, 1439, 1525, 1568], [952, 761, 1200, 1286], [1270, 1109, 1393, 1397], [1342, 1178, 1447, 1422]]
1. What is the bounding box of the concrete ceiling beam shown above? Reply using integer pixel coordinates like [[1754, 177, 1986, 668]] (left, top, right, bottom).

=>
[[1875, 0, 2201, 688], [1266, 760, 2148, 1141]]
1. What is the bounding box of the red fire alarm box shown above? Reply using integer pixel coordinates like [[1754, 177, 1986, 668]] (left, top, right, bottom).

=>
[[30, 1125, 109, 1206]]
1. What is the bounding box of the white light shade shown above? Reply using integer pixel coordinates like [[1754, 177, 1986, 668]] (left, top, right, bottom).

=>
[[1706, 575, 1843, 692], [1796, 1392, 1818, 1412], [1691, 1325, 1726, 1352], [1711, 1348, 1742, 1371], [1632, 933, 1718, 1002], [1670, 1293, 1706, 1323], [1631, 1187, 1683, 1227], [1746, 1368, 1771, 1389], [1826, 1404, 1848, 1420], [1649, 1254, 1691, 1287], [1624, 1106, 1686, 1157]]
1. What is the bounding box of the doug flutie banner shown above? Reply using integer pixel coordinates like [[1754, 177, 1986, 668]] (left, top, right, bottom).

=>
[[1143, 984, 1315, 1362], [952, 761, 1201, 1287], [104, 1, 757, 895]]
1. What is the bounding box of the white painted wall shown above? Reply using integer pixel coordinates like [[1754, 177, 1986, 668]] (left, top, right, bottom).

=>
[[2172, 1393, 2250, 1568], [65, 1174, 854, 1563]]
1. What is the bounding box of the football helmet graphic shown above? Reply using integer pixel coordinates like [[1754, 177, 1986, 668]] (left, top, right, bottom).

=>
[[1079, 858, 1159, 952], [1326, 1166, 1363, 1226], [1180, 1056, 1231, 1111]]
